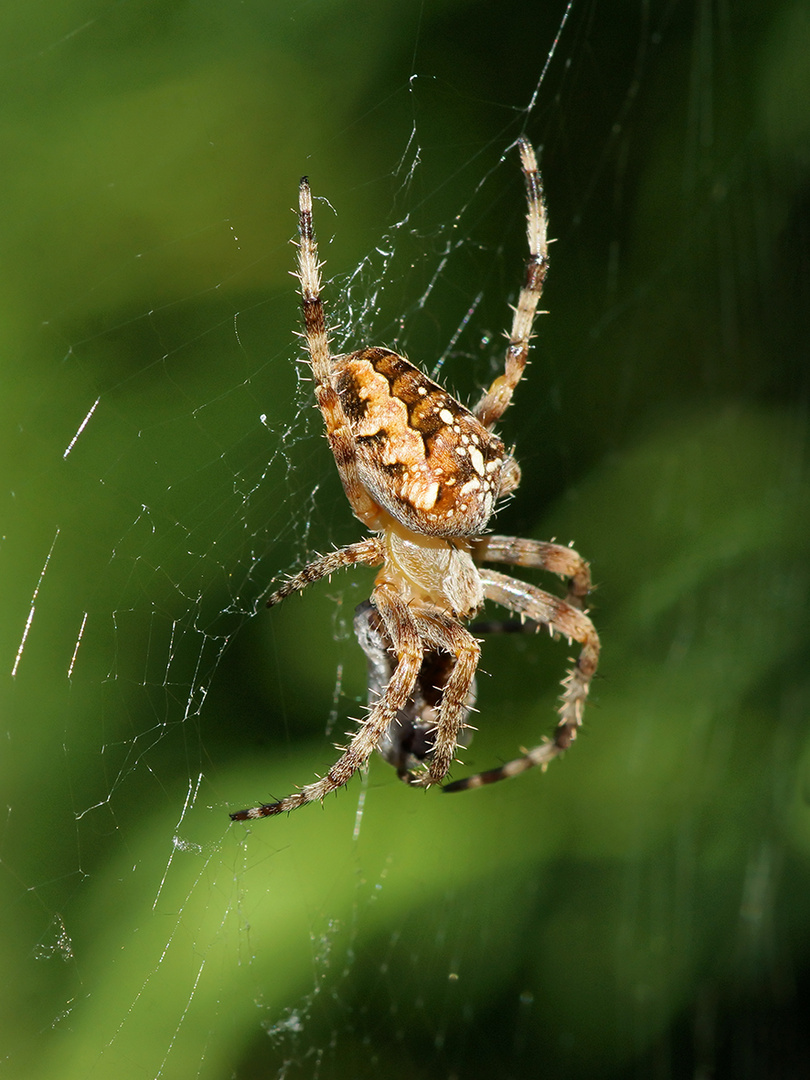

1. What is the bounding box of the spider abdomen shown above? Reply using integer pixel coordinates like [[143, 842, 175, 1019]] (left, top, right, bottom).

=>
[[333, 346, 506, 538]]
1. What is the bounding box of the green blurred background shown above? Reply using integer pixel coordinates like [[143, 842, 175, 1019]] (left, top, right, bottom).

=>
[[1, 1, 809, 1077]]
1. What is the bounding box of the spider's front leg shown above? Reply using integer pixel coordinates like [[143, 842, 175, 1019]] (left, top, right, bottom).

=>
[[355, 601, 478, 782], [443, 568, 599, 793], [230, 584, 422, 819], [406, 609, 481, 787]]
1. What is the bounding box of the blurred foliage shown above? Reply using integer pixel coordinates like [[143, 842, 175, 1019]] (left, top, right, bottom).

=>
[[1, 0, 809, 1079]]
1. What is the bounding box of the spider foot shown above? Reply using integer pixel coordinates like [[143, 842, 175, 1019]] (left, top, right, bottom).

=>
[[442, 737, 561, 793], [230, 801, 285, 821], [230, 785, 318, 820], [403, 767, 439, 789]]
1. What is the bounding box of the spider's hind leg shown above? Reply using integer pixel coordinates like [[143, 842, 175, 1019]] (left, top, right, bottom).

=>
[[473, 139, 548, 430]]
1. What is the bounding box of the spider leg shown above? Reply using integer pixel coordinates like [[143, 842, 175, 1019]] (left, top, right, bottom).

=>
[[473, 139, 548, 430], [231, 584, 422, 819], [443, 567, 599, 793], [407, 610, 480, 787], [469, 617, 545, 635], [266, 537, 384, 607], [297, 178, 383, 528], [473, 535, 593, 609]]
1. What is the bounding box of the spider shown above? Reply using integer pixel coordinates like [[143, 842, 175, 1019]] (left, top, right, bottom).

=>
[[230, 139, 600, 821]]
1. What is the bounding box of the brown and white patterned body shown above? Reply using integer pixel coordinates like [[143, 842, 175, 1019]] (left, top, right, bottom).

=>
[[231, 139, 600, 821]]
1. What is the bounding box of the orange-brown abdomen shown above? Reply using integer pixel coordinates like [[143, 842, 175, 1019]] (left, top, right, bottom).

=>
[[333, 347, 506, 538]]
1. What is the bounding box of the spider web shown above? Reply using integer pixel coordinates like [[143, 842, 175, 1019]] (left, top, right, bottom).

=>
[[2, 1, 810, 1079]]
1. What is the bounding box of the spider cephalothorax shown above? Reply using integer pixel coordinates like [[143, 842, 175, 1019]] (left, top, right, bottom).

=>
[[230, 139, 600, 821]]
